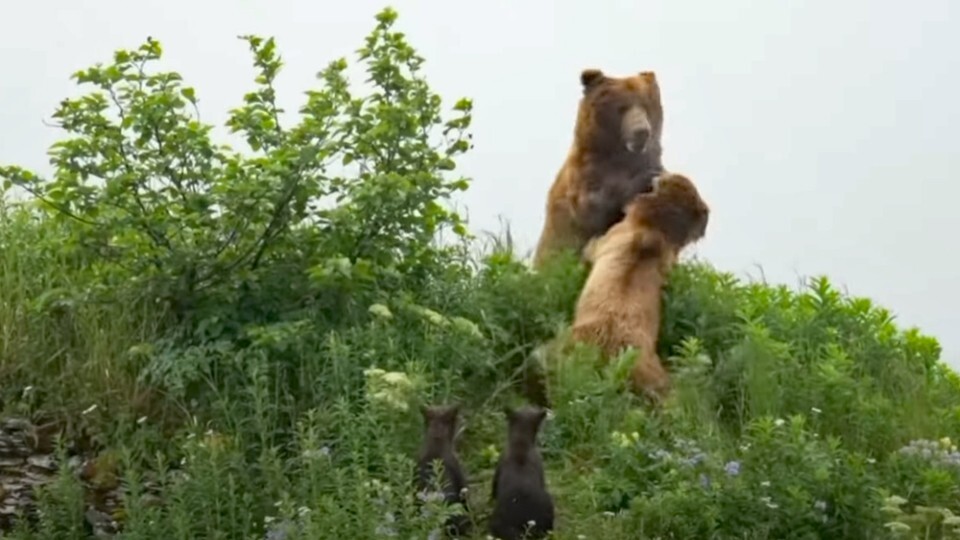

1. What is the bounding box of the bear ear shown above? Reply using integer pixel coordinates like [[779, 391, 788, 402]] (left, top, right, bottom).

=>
[[447, 403, 461, 418], [638, 71, 658, 82], [580, 69, 606, 90]]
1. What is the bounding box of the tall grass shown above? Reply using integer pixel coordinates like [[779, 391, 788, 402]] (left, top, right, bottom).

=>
[[3, 201, 960, 538]]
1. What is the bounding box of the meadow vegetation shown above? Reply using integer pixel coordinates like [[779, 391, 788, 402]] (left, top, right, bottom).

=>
[[2, 7, 960, 539]]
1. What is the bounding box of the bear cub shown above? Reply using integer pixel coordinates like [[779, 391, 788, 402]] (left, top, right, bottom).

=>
[[489, 406, 554, 540], [571, 172, 710, 403], [414, 404, 471, 537]]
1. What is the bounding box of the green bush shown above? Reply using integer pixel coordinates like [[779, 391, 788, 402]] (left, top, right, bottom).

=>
[[2, 6, 960, 539]]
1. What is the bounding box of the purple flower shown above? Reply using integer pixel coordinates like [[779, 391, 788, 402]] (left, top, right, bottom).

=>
[[724, 460, 741, 476], [650, 448, 671, 461]]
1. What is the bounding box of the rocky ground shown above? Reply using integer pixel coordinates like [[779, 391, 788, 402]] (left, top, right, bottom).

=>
[[0, 416, 129, 538]]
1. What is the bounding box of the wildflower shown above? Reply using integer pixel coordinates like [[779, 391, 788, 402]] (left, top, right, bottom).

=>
[[368, 303, 393, 319], [773, 418, 785, 427], [450, 316, 484, 339], [884, 522, 911, 533], [811, 407, 822, 415], [760, 481, 770, 488], [699, 473, 711, 489], [373, 524, 397, 537], [814, 500, 827, 512], [417, 490, 446, 504], [611, 431, 631, 448], [650, 448, 671, 461], [760, 496, 778, 509], [885, 495, 908, 507], [363, 367, 386, 378], [724, 461, 741, 476], [382, 371, 412, 387]]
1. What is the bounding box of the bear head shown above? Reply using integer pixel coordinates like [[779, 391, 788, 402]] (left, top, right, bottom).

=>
[[625, 172, 710, 250], [420, 403, 460, 443], [575, 69, 665, 160]]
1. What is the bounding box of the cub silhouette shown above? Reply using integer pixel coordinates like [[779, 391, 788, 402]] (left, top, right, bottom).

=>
[[489, 406, 554, 540], [414, 404, 471, 537]]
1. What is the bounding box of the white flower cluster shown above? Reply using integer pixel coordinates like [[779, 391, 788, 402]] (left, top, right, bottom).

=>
[[898, 437, 960, 468]]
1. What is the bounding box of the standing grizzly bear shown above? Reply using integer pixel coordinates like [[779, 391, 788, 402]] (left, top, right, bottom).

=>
[[570, 172, 709, 403], [531, 68, 666, 269]]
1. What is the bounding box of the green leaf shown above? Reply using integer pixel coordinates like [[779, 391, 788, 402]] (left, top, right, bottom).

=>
[[181, 87, 197, 104]]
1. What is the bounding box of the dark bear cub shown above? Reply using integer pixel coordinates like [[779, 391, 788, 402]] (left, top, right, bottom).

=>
[[489, 406, 554, 540], [414, 404, 471, 536]]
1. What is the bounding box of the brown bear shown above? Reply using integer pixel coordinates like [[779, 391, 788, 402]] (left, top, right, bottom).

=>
[[569, 172, 709, 403], [531, 68, 667, 269]]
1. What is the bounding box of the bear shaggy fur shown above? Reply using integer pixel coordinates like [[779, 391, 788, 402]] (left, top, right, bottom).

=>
[[570, 172, 709, 403], [531, 68, 666, 269]]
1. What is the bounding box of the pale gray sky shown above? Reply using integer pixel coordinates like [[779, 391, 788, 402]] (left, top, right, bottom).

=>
[[2, 0, 958, 365]]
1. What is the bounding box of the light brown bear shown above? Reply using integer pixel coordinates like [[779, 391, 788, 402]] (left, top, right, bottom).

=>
[[569, 172, 709, 403], [531, 68, 666, 269]]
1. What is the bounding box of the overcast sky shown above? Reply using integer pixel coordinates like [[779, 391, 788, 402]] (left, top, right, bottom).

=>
[[2, 0, 958, 366]]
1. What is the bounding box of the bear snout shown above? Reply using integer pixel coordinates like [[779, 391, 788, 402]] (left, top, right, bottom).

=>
[[625, 128, 649, 153], [621, 106, 652, 153]]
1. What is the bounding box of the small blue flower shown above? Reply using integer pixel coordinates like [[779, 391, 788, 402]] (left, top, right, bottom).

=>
[[724, 460, 741, 476], [699, 473, 711, 488], [650, 448, 672, 461]]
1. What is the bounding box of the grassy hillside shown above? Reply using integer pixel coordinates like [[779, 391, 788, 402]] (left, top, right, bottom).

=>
[[2, 7, 960, 539]]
